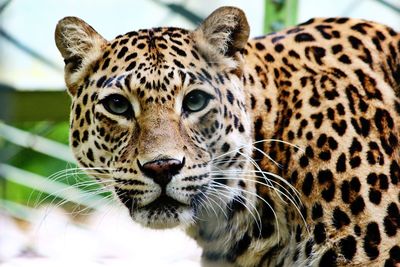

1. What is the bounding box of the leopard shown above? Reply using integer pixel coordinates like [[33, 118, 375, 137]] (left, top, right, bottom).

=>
[[54, 6, 400, 267]]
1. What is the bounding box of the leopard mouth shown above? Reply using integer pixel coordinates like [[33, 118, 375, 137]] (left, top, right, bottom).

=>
[[121, 193, 193, 229], [139, 195, 184, 212]]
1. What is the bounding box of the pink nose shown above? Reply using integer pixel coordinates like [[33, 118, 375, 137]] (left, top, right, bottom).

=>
[[137, 158, 185, 187]]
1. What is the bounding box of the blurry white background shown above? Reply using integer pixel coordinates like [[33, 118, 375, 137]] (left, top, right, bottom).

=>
[[1, 205, 201, 267]]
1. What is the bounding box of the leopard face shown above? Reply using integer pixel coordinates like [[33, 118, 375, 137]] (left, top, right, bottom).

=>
[[55, 9, 253, 229]]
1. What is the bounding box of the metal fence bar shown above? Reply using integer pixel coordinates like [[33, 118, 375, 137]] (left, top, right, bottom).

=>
[[0, 198, 38, 221], [0, 163, 110, 210], [0, 27, 63, 71], [0, 122, 75, 163], [375, 0, 400, 13]]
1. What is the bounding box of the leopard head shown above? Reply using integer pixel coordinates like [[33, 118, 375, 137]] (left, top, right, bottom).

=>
[[55, 7, 254, 229]]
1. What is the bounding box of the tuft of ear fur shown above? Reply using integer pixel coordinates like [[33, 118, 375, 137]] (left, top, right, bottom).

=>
[[193, 6, 249, 67], [55, 17, 106, 95]]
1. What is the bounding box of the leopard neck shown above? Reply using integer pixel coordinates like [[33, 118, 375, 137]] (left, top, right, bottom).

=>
[[186, 164, 296, 266]]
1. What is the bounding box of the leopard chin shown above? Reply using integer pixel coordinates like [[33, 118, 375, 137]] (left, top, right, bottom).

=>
[[128, 196, 195, 229]]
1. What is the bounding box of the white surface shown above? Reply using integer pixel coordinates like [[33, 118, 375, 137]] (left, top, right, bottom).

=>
[[0, 205, 201, 267]]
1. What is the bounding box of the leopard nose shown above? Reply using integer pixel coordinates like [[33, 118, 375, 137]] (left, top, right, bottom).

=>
[[137, 157, 185, 187]]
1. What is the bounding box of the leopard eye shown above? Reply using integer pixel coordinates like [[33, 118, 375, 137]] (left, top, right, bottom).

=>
[[102, 94, 132, 117], [183, 90, 212, 113]]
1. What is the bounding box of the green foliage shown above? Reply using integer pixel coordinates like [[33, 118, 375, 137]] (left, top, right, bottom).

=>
[[264, 0, 298, 33]]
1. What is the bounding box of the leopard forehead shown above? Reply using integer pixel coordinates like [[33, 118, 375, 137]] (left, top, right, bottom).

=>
[[77, 27, 241, 109], [92, 28, 197, 96]]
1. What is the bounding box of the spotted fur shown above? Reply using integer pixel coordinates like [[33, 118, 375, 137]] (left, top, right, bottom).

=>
[[55, 7, 400, 267]]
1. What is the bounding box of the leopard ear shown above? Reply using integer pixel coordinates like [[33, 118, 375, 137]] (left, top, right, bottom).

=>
[[55, 17, 106, 95], [194, 6, 249, 61]]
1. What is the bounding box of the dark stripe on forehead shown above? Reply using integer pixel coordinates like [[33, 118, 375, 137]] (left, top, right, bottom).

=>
[[124, 73, 132, 91]]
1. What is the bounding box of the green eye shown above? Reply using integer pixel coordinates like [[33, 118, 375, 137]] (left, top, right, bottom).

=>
[[183, 90, 212, 113], [102, 94, 132, 117]]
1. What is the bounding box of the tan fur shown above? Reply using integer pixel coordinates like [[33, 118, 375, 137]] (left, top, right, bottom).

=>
[[193, 6, 249, 69], [55, 17, 107, 94]]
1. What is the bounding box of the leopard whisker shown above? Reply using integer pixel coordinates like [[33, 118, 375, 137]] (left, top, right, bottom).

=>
[[210, 173, 302, 210], [207, 182, 262, 235], [251, 146, 283, 169], [211, 173, 301, 217], [212, 159, 250, 165], [47, 167, 115, 181], [234, 150, 285, 203], [244, 155, 303, 200], [214, 166, 302, 201], [211, 138, 303, 168], [68, 192, 116, 218], [43, 183, 115, 210], [252, 139, 304, 153], [210, 171, 308, 235], [201, 187, 229, 220], [30, 170, 114, 208], [210, 169, 302, 205], [194, 191, 213, 218], [35, 184, 117, 231], [33, 180, 116, 209], [197, 190, 225, 226], [31, 176, 113, 206], [210, 181, 280, 242]]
